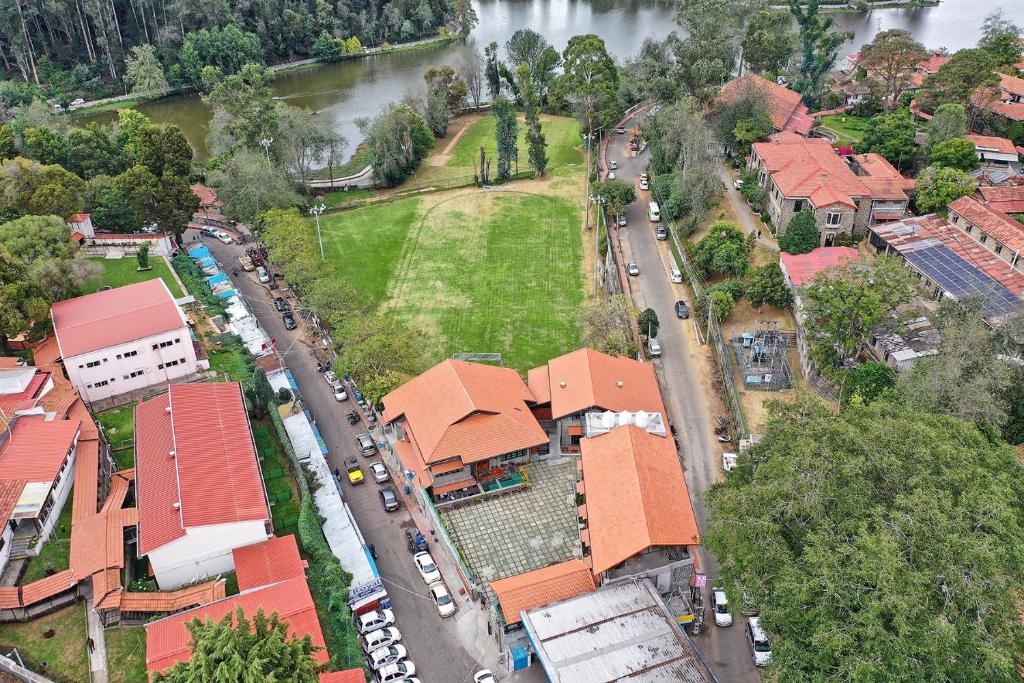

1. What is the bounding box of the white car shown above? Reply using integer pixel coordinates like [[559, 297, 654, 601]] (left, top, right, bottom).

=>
[[256, 266, 270, 283], [711, 587, 733, 627], [216, 231, 233, 244], [474, 671, 498, 683], [362, 626, 401, 652], [429, 581, 456, 617], [670, 269, 683, 283], [323, 370, 342, 389], [377, 660, 416, 683], [607, 171, 616, 180], [647, 338, 662, 358], [333, 385, 348, 401], [627, 262, 639, 276], [370, 462, 390, 483], [639, 178, 649, 191], [413, 551, 442, 584], [722, 452, 738, 471], [368, 644, 408, 670], [747, 617, 772, 667], [357, 608, 395, 635], [617, 214, 626, 227]]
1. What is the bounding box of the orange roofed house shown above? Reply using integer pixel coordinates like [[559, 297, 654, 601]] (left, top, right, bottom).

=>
[[749, 132, 912, 245], [714, 73, 815, 137], [135, 382, 272, 589]]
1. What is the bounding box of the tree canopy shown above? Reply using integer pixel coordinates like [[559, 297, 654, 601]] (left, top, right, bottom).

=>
[[692, 221, 749, 278], [855, 29, 927, 109], [778, 209, 820, 255], [854, 113, 917, 170], [914, 165, 978, 215], [928, 136, 980, 172], [578, 294, 639, 357]]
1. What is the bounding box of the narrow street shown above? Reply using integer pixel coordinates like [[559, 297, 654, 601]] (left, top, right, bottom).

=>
[[605, 129, 762, 681], [199, 233, 486, 683]]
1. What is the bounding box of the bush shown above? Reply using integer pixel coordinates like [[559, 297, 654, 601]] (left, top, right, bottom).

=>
[[747, 263, 793, 309], [172, 253, 227, 316], [709, 278, 746, 301], [708, 289, 735, 321], [778, 209, 820, 255]]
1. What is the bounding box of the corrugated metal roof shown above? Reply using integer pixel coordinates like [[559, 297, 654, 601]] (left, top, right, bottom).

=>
[[50, 279, 187, 358], [232, 535, 306, 592]]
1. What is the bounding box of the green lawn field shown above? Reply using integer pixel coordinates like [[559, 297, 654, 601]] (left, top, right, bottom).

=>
[[0, 605, 89, 683], [817, 114, 871, 146], [319, 189, 583, 371], [105, 626, 148, 683], [81, 257, 185, 297], [95, 406, 136, 470]]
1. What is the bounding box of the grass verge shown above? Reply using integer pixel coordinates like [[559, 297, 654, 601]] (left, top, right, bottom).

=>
[[253, 420, 301, 535], [105, 626, 148, 683], [21, 488, 74, 583], [0, 605, 88, 683], [81, 257, 185, 297], [95, 406, 135, 470]]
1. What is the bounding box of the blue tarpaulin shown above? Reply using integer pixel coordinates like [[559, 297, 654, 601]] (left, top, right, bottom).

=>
[[310, 423, 329, 455], [187, 245, 210, 259], [197, 257, 216, 268], [213, 288, 237, 298], [206, 273, 228, 285]]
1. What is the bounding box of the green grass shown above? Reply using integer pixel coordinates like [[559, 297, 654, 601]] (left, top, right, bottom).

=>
[[818, 114, 872, 146], [253, 420, 301, 535], [223, 571, 240, 596], [0, 605, 89, 683], [21, 488, 74, 583], [321, 187, 376, 208], [207, 338, 252, 383], [320, 190, 583, 371], [95, 406, 135, 470], [80, 257, 186, 297], [445, 114, 581, 175], [105, 626, 148, 683], [312, 143, 371, 180]]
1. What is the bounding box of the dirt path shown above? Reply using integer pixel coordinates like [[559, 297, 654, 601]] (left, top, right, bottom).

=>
[[429, 115, 482, 166]]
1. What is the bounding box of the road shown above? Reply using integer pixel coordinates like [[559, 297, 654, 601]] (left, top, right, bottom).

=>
[[605, 128, 762, 682], [199, 233, 487, 683]]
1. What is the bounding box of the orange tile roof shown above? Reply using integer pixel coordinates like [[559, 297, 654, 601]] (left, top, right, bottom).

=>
[[967, 134, 1018, 155], [0, 415, 79, 483], [0, 479, 25, 526], [490, 560, 596, 624], [780, 247, 862, 286], [190, 183, 222, 208], [232, 535, 306, 592], [17, 570, 77, 606], [949, 195, 1024, 255], [382, 360, 547, 467], [93, 568, 123, 609], [581, 426, 701, 575], [977, 185, 1024, 203], [71, 505, 137, 578], [853, 152, 915, 197], [392, 439, 432, 489], [753, 133, 875, 209], [542, 348, 666, 420], [68, 213, 91, 223], [430, 459, 467, 475], [118, 579, 226, 613], [136, 383, 270, 555], [145, 576, 329, 674], [432, 478, 478, 496], [715, 74, 804, 132], [50, 279, 186, 358], [526, 365, 551, 405], [319, 671, 368, 683], [31, 337, 61, 367], [977, 73, 1024, 122]]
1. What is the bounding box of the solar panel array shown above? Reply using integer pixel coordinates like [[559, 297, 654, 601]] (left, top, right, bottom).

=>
[[904, 244, 1022, 318]]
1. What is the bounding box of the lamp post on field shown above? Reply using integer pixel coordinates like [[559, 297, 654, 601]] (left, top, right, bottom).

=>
[[260, 137, 273, 164], [589, 193, 606, 297], [309, 202, 326, 259]]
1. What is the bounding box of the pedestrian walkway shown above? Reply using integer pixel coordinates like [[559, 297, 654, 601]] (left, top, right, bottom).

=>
[[83, 586, 107, 683]]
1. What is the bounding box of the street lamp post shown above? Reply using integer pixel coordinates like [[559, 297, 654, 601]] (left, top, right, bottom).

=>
[[589, 193, 606, 297], [309, 202, 326, 259], [260, 137, 274, 164]]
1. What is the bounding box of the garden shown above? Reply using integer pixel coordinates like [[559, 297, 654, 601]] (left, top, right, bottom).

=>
[[80, 256, 185, 297]]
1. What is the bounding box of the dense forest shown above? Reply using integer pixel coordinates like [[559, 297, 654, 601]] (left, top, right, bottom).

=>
[[0, 0, 472, 102]]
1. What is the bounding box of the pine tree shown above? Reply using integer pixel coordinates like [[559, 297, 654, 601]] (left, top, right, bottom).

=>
[[517, 65, 547, 176]]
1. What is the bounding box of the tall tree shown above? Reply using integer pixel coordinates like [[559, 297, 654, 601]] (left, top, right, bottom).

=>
[[914, 165, 977, 215], [66, 123, 123, 179], [516, 65, 547, 176], [203, 63, 280, 156], [152, 608, 321, 682], [209, 150, 302, 223], [577, 294, 639, 357], [928, 136, 980, 171], [778, 208, 820, 254], [458, 50, 485, 109], [555, 34, 620, 131], [924, 103, 967, 154], [692, 221, 749, 278], [357, 103, 433, 187], [741, 10, 796, 76], [0, 244, 49, 342], [423, 64, 467, 111], [856, 29, 927, 110], [491, 96, 517, 181], [335, 313, 424, 404], [705, 395, 1024, 682], [918, 48, 999, 125], [277, 104, 344, 186], [788, 0, 852, 101], [123, 43, 169, 93], [673, 0, 737, 103], [978, 10, 1023, 67], [854, 112, 917, 171], [483, 41, 501, 100]]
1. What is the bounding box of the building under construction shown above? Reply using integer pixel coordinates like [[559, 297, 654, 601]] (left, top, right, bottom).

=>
[[730, 325, 794, 391]]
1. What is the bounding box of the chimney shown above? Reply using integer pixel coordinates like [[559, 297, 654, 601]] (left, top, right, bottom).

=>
[[616, 381, 624, 388]]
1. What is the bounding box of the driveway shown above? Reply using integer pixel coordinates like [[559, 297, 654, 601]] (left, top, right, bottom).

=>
[[198, 233, 489, 682], [605, 128, 762, 681]]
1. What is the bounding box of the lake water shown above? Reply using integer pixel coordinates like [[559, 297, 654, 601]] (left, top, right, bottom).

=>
[[83, 0, 1024, 160]]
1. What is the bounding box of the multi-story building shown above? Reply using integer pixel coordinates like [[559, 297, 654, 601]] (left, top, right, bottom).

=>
[[715, 74, 815, 136], [967, 134, 1021, 176], [749, 132, 911, 243], [50, 279, 201, 404], [135, 382, 271, 589]]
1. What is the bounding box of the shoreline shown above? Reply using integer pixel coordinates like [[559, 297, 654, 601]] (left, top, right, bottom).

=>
[[769, 0, 939, 11]]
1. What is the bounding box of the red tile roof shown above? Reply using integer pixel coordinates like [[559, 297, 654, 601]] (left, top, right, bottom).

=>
[[967, 134, 1018, 155], [978, 73, 1024, 122], [232, 535, 306, 592], [491, 560, 596, 624], [68, 213, 90, 223], [0, 414, 79, 483], [753, 133, 879, 209], [581, 426, 701, 575], [382, 360, 548, 467], [716, 74, 805, 133], [0, 479, 25, 526], [118, 579, 226, 614], [853, 152, 915, 198], [0, 368, 48, 414], [949, 195, 1024, 255], [136, 383, 269, 555], [70, 506, 138, 577], [318, 671, 368, 683], [780, 247, 862, 286], [190, 183, 222, 208], [977, 185, 1024, 214], [50, 279, 186, 358], [537, 348, 666, 421], [145, 576, 328, 674]]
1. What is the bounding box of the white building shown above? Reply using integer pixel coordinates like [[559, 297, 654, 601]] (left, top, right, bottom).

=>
[[50, 279, 200, 404], [134, 382, 271, 589]]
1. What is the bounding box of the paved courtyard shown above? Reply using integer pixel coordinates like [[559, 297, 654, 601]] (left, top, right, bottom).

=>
[[440, 459, 579, 602]]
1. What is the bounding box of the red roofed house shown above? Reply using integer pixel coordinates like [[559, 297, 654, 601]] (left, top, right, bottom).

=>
[[67, 213, 95, 238], [749, 132, 910, 244], [714, 74, 815, 136], [0, 413, 80, 576], [966, 134, 1021, 176], [135, 382, 271, 589], [946, 195, 1024, 275], [50, 279, 199, 404], [975, 72, 1024, 126], [145, 535, 332, 676]]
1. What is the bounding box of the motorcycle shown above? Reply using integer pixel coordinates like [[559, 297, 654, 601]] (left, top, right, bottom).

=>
[[404, 529, 417, 553], [368, 544, 377, 559], [414, 531, 428, 552], [346, 411, 360, 425]]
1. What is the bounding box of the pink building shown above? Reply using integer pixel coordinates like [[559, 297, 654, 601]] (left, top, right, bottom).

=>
[[50, 280, 199, 404]]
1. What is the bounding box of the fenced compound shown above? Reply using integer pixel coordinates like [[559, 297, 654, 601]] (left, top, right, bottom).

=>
[[731, 325, 794, 391]]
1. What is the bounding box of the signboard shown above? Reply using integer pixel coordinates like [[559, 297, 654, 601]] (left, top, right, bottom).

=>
[[690, 572, 707, 588], [349, 577, 385, 603], [675, 613, 694, 624]]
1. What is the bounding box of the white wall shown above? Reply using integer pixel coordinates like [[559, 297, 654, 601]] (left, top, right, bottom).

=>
[[64, 326, 197, 403], [0, 524, 14, 576], [36, 444, 76, 545], [147, 519, 270, 590]]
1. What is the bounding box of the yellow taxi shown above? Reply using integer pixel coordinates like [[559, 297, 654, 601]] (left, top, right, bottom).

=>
[[344, 456, 364, 484]]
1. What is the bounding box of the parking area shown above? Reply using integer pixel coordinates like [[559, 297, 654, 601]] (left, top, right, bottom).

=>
[[440, 460, 579, 603]]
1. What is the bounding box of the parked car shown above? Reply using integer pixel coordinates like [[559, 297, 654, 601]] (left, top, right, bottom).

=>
[[344, 456, 364, 485], [368, 644, 407, 671], [333, 385, 348, 401], [607, 171, 616, 180], [616, 126, 626, 134], [239, 255, 255, 271], [746, 617, 772, 667], [256, 266, 270, 283], [639, 178, 649, 191], [377, 660, 416, 683], [627, 262, 640, 276], [357, 609, 395, 635], [648, 201, 661, 222], [323, 370, 343, 388], [647, 338, 662, 358], [675, 300, 689, 319], [711, 587, 733, 627], [722, 452, 738, 471], [356, 432, 376, 456], [429, 581, 457, 617], [282, 311, 297, 330], [670, 269, 683, 283], [608, 160, 618, 170], [656, 225, 668, 240], [370, 462, 390, 483], [362, 627, 401, 653], [216, 231, 233, 244], [70, 98, 86, 108], [379, 486, 399, 511], [617, 214, 627, 228], [474, 671, 497, 683], [414, 551, 442, 584], [733, 178, 744, 190], [639, 173, 649, 184], [273, 297, 289, 312], [346, 410, 361, 425], [200, 226, 218, 237]]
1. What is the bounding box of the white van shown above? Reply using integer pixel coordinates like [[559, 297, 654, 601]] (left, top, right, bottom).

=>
[[648, 201, 661, 222], [746, 617, 772, 667]]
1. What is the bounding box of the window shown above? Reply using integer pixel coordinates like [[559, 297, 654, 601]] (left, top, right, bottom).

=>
[[174, 338, 181, 344], [94, 380, 109, 387], [123, 350, 138, 359], [152, 340, 174, 350], [85, 360, 101, 368], [964, 225, 973, 234], [951, 214, 959, 224], [995, 244, 1003, 255], [980, 233, 988, 244], [825, 212, 842, 226], [158, 359, 181, 370], [793, 199, 804, 212], [124, 370, 144, 379]]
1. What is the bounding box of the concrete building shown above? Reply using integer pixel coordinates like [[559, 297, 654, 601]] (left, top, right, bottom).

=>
[[135, 382, 271, 589], [946, 195, 1024, 273], [967, 134, 1021, 176], [749, 132, 911, 242], [50, 279, 200, 404]]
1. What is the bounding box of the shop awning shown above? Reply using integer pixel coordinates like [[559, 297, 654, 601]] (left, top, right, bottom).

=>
[[431, 459, 466, 475]]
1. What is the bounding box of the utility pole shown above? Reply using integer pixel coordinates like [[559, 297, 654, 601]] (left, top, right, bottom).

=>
[[590, 194, 605, 297], [309, 202, 326, 259]]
